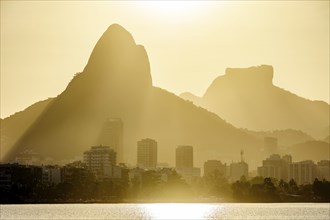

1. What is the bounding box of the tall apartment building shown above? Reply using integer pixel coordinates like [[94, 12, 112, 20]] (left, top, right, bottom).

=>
[[289, 160, 317, 185], [316, 160, 330, 181], [176, 145, 193, 171], [230, 161, 248, 182], [229, 151, 248, 182], [98, 118, 123, 163], [257, 154, 291, 182], [204, 160, 226, 177], [83, 145, 116, 177], [137, 138, 157, 170], [175, 145, 200, 183]]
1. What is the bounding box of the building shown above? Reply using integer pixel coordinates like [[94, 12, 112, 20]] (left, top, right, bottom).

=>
[[316, 160, 330, 181], [128, 167, 145, 187], [257, 154, 291, 182], [230, 162, 248, 182], [0, 164, 12, 190], [42, 165, 61, 185], [192, 167, 201, 177], [229, 151, 248, 182], [15, 149, 40, 165], [289, 160, 317, 185], [204, 160, 226, 177], [157, 163, 169, 169], [176, 145, 193, 171], [61, 165, 90, 183], [137, 138, 157, 170], [98, 118, 123, 163], [282, 154, 292, 164], [175, 145, 200, 182], [83, 145, 116, 177], [0, 164, 42, 189], [264, 137, 278, 156]]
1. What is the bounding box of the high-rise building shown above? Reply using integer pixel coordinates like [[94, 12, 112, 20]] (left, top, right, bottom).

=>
[[282, 155, 292, 164], [83, 145, 116, 177], [264, 137, 278, 156], [230, 162, 248, 182], [98, 118, 123, 163], [257, 154, 291, 182], [229, 151, 248, 182], [176, 145, 193, 171], [137, 138, 157, 170], [316, 160, 330, 181], [289, 160, 317, 185], [175, 145, 200, 182], [204, 160, 226, 177]]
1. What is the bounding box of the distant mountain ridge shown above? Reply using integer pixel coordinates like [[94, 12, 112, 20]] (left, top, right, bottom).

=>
[[180, 65, 329, 139], [244, 129, 314, 147], [1, 24, 262, 168]]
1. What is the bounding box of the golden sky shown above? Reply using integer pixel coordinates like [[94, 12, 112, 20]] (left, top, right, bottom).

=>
[[1, 1, 329, 118]]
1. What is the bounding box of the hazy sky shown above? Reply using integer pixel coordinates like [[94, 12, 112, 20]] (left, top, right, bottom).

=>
[[1, 1, 329, 118]]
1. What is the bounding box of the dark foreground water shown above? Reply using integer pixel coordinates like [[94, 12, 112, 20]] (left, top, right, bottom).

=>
[[1, 203, 329, 220]]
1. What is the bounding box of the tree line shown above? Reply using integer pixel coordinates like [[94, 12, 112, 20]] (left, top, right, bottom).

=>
[[1, 168, 329, 203]]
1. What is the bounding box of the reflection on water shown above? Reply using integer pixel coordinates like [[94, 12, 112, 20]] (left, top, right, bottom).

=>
[[1, 203, 329, 220], [144, 203, 218, 219]]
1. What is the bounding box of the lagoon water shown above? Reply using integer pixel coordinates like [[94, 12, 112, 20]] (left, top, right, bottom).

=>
[[1, 203, 329, 220]]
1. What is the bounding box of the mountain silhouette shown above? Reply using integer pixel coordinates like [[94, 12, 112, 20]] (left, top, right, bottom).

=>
[[287, 140, 329, 162], [244, 129, 314, 147], [2, 24, 262, 168], [180, 65, 329, 139]]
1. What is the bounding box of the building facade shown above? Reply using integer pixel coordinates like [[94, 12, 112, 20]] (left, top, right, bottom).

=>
[[15, 149, 40, 165], [137, 138, 157, 170], [42, 165, 61, 185], [83, 145, 116, 177], [175, 145, 201, 182], [257, 154, 291, 182], [204, 160, 226, 177], [98, 118, 123, 163], [316, 160, 330, 181], [289, 160, 317, 185], [176, 145, 193, 171], [230, 161, 248, 182]]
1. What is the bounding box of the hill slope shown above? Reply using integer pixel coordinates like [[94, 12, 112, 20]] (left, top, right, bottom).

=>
[[180, 65, 329, 139]]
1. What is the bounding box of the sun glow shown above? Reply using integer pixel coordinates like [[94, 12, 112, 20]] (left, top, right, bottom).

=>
[[143, 203, 216, 220], [140, 1, 208, 20]]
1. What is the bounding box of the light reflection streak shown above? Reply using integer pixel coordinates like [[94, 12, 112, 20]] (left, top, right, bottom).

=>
[[142, 203, 219, 220]]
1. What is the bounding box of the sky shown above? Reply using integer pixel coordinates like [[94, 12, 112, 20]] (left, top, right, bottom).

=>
[[1, 1, 329, 118]]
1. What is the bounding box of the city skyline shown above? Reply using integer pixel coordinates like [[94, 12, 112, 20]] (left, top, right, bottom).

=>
[[8, 134, 328, 179], [1, 1, 329, 217], [5, 139, 329, 185]]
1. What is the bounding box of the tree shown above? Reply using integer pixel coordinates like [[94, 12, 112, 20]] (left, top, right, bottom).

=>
[[231, 178, 250, 201], [313, 178, 330, 202], [288, 179, 299, 194]]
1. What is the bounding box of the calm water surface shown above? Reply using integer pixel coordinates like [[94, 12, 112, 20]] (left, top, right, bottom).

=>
[[1, 203, 329, 220]]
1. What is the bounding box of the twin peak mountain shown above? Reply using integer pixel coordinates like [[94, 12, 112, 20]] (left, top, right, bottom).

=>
[[1, 24, 329, 167]]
